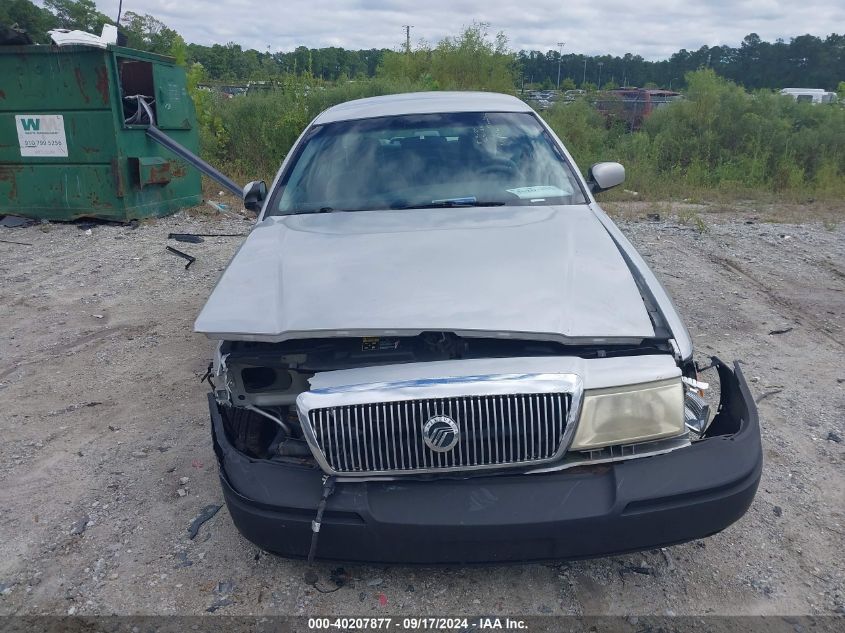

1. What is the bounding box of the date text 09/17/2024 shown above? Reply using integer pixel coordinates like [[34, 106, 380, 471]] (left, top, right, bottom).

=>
[[307, 617, 527, 630]]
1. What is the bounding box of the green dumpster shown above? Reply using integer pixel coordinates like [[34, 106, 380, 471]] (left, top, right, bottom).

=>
[[0, 44, 202, 221]]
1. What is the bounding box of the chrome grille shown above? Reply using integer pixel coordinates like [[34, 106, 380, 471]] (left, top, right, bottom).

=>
[[307, 393, 571, 474]]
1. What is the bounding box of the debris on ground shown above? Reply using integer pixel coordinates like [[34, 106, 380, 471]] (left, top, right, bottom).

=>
[[216, 580, 236, 594], [188, 504, 222, 540], [330, 567, 350, 588], [0, 215, 36, 228], [623, 562, 655, 576], [206, 596, 233, 612], [205, 580, 237, 611], [169, 234, 204, 244], [166, 245, 196, 270], [174, 551, 193, 568], [661, 548, 675, 572], [768, 327, 794, 335], [205, 201, 229, 213], [756, 389, 783, 403], [69, 515, 90, 536], [169, 232, 246, 239]]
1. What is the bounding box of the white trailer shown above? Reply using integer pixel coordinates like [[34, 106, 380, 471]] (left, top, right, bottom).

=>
[[780, 88, 838, 104]]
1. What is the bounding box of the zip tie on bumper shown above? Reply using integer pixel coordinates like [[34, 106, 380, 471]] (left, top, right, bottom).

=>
[[307, 475, 337, 565]]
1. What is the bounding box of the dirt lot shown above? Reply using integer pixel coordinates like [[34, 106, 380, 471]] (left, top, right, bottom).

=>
[[0, 201, 843, 617]]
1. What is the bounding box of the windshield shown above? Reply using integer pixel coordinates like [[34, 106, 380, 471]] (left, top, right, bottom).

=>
[[269, 111, 587, 215]]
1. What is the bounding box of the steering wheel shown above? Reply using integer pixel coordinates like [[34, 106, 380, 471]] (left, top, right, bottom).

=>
[[479, 159, 517, 177]]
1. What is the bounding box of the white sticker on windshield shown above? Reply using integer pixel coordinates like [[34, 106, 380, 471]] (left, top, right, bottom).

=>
[[506, 185, 570, 199]]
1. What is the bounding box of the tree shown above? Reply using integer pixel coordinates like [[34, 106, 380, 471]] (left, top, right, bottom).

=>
[[44, 0, 110, 33], [0, 0, 57, 42], [9, 3, 843, 92], [121, 11, 182, 55], [379, 43, 435, 87], [429, 23, 515, 92], [378, 23, 516, 92]]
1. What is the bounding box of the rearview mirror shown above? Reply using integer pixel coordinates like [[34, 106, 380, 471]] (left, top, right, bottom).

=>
[[243, 180, 267, 214], [588, 162, 625, 193]]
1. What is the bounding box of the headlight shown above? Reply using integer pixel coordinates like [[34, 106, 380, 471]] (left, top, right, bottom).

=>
[[569, 378, 685, 451]]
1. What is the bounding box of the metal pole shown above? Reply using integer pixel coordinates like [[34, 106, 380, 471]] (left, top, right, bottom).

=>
[[403, 25, 413, 53], [146, 126, 242, 197], [598, 62, 604, 88], [137, 98, 242, 197], [582, 58, 587, 86], [556, 42, 565, 90]]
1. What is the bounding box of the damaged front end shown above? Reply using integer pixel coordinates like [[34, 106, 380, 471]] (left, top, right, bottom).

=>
[[208, 333, 701, 475], [210, 344, 313, 463], [206, 336, 761, 564]]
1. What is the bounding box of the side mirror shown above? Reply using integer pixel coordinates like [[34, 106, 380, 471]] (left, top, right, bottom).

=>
[[243, 180, 267, 214], [587, 162, 625, 193]]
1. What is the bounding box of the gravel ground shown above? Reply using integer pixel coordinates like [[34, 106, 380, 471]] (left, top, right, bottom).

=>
[[0, 202, 842, 617]]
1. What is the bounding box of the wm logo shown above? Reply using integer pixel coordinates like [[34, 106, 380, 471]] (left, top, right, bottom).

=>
[[20, 118, 40, 131]]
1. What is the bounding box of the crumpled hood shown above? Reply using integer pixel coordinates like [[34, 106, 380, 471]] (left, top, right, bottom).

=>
[[194, 205, 655, 342]]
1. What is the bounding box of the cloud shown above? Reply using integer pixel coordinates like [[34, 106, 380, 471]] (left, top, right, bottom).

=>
[[98, 0, 844, 59]]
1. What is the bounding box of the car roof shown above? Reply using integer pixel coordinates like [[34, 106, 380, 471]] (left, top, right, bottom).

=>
[[312, 91, 533, 124]]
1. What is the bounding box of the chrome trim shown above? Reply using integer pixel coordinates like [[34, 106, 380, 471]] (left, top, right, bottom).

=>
[[526, 433, 690, 474], [296, 373, 584, 476], [328, 433, 692, 483]]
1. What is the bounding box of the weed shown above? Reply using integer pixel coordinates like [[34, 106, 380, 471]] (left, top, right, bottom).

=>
[[677, 208, 709, 233]]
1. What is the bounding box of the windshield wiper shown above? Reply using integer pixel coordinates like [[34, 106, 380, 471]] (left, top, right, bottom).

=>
[[291, 206, 344, 215], [396, 199, 507, 210]]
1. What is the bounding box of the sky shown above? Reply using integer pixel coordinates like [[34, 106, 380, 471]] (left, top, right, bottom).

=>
[[94, 0, 843, 59]]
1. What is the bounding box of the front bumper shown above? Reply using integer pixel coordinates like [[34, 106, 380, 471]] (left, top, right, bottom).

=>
[[209, 359, 762, 564]]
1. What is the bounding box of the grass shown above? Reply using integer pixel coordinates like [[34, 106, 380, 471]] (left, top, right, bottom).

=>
[[677, 208, 709, 233]]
